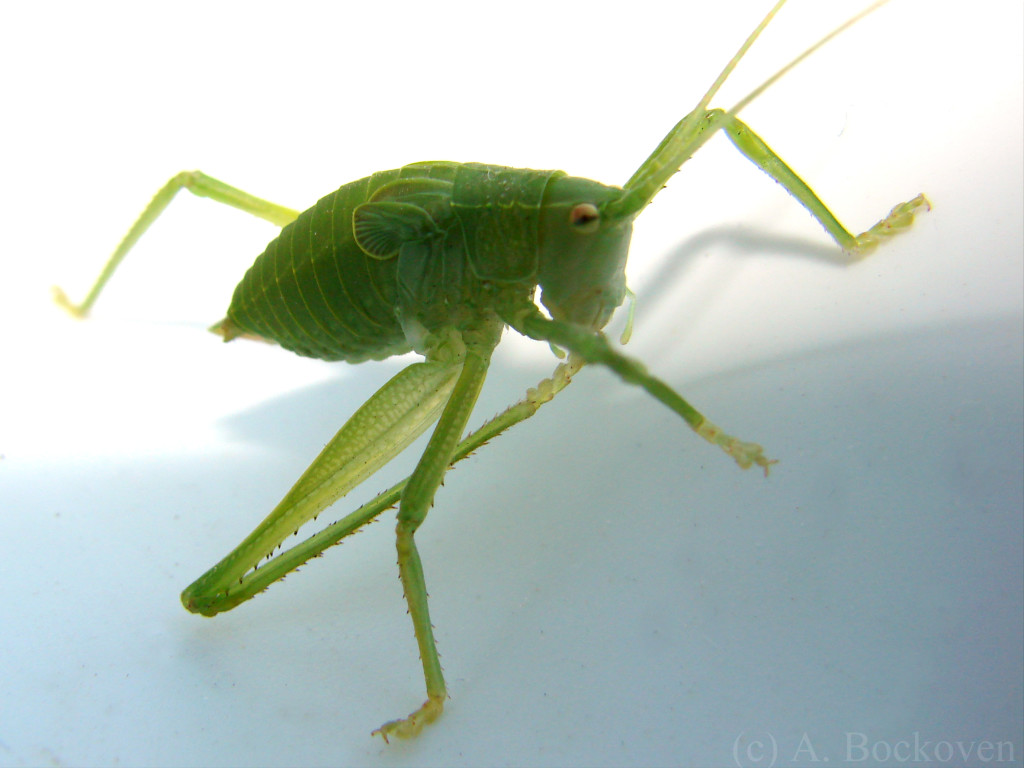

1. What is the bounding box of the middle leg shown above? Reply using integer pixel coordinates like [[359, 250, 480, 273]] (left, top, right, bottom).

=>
[[373, 320, 502, 741]]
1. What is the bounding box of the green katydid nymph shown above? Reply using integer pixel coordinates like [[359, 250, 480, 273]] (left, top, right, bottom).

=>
[[54, 0, 928, 741]]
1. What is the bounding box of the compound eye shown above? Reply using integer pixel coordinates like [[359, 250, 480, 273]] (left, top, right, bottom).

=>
[[568, 203, 600, 234]]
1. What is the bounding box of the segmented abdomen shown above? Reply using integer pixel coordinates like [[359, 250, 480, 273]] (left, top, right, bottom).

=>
[[226, 172, 410, 362]]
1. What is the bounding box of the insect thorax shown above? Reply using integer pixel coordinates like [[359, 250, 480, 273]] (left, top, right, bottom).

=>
[[450, 163, 564, 283]]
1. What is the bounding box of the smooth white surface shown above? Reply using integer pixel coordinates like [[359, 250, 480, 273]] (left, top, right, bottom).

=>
[[1, 2, 1021, 766]]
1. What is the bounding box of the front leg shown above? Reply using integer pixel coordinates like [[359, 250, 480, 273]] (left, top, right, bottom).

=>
[[714, 109, 930, 256], [504, 304, 775, 474], [373, 321, 500, 742]]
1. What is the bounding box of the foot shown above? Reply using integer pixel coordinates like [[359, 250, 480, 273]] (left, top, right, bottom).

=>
[[851, 193, 931, 255], [696, 421, 776, 476], [372, 695, 444, 743]]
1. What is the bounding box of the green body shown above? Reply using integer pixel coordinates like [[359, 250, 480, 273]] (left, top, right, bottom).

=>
[[220, 161, 628, 363], [54, 0, 929, 742]]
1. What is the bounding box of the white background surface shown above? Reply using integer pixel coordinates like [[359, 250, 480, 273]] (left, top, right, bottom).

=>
[[1, 2, 1021, 766]]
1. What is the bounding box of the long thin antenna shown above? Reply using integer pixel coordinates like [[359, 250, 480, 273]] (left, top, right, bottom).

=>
[[609, 1, 896, 221], [728, 0, 891, 117], [695, 0, 789, 115], [612, 0, 790, 218]]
